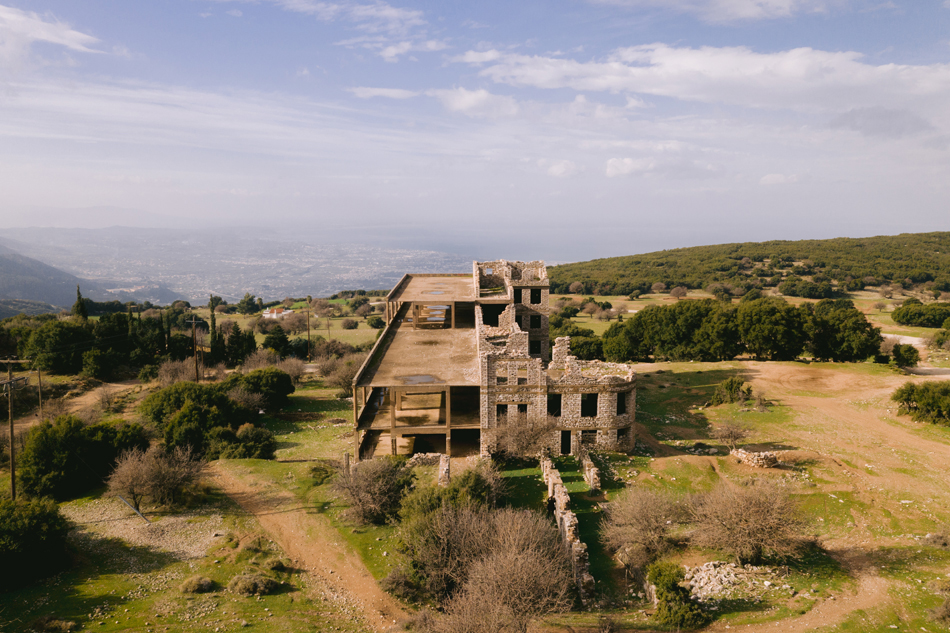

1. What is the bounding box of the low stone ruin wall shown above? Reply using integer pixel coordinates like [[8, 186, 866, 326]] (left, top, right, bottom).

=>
[[540, 457, 596, 603], [406, 453, 443, 467], [581, 454, 600, 493], [437, 454, 451, 487], [731, 448, 779, 468]]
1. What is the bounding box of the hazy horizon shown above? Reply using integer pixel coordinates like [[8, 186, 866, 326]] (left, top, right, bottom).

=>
[[1, 1, 949, 262]]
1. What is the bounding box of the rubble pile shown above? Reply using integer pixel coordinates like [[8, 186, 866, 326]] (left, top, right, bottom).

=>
[[731, 448, 779, 468], [684, 561, 791, 603]]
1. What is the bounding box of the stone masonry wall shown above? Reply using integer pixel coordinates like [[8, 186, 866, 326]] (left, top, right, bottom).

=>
[[581, 453, 601, 493], [540, 457, 596, 603], [731, 448, 779, 468]]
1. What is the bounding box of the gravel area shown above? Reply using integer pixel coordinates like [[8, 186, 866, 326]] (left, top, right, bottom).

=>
[[61, 497, 225, 561]]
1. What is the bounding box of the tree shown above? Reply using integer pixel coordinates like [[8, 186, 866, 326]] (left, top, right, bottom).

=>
[[736, 297, 807, 361], [108, 446, 205, 511], [670, 285, 688, 299], [367, 315, 385, 329], [690, 481, 807, 564], [0, 497, 71, 591], [711, 422, 750, 450], [24, 321, 95, 375], [72, 285, 88, 320], [492, 413, 558, 458], [805, 299, 882, 362], [333, 456, 414, 524], [651, 282, 667, 294], [341, 318, 358, 330], [646, 562, 709, 630], [892, 344, 920, 368], [237, 292, 257, 315], [568, 281, 585, 293], [602, 488, 678, 570], [262, 324, 290, 357]]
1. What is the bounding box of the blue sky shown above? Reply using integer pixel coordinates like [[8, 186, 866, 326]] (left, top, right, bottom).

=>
[[1, 0, 950, 261]]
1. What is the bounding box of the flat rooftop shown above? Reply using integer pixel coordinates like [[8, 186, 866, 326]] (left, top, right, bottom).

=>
[[356, 320, 479, 388], [390, 274, 475, 303]]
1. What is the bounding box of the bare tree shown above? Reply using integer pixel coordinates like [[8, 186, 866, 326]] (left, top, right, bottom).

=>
[[333, 456, 414, 524], [158, 359, 194, 386], [325, 352, 366, 397], [711, 423, 750, 451], [108, 446, 205, 512], [242, 348, 278, 372], [282, 297, 295, 308], [602, 488, 679, 571], [873, 301, 887, 312], [568, 281, 585, 294], [282, 312, 307, 335], [651, 282, 667, 294], [690, 481, 808, 564], [277, 358, 306, 385], [581, 302, 600, 318], [228, 386, 265, 412], [492, 413, 557, 458], [355, 303, 373, 318], [670, 286, 688, 299]]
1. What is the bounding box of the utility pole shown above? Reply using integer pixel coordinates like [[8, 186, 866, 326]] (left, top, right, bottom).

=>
[[2, 358, 29, 501], [306, 307, 311, 362], [36, 367, 42, 421]]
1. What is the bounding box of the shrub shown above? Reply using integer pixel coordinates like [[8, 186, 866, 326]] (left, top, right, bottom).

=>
[[892, 344, 920, 368], [931, 597, 950, 625], [710, 423, 750, 451], [138, 364, 159, 383], [602, 488, 678, 570], [18, 416, 150, 500], [226, 424, 277, 459], [341, 319, 358, 330], [227, 574, 279, 596], [107, 446, 205, 511], [228, 367, 295, 411], [333, 456, 414, 524], [710, 376, 751, 405], [646, 561, 709, 630], [690, 481, 807, 564], [158, 359, 194, 387], [277, 358, 306, 385], [325, 353, 367, 397], [367, 315, 385, 329], [141, 381, 252, 430], [180, 576, 215, 593], [892, 381, 950, 425], [0, 497, 71, 591], [492, 414, 557, 459]]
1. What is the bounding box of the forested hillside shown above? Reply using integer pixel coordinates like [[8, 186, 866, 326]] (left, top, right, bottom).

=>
[[548, 232, 950, 296], [0, 243, 107, 306]]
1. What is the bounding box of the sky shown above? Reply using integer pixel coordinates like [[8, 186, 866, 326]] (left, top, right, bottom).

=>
[[1, 0, 950, 261]]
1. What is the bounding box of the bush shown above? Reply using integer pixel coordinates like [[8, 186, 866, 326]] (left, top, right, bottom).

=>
[[180, 576, 215, 593], [367, 315, 385, 329], [107, 446, 205, 511], [892, 344, 920, 368], [228, 367, 295, 411], [710, 376, 752, 405], [602, 488, 678, 570], [138, 364, 159, 383], [0, 497, 71, 591], [18, 416, 150, 500], [158, 359, 194, 387], [221, 424, 276, 459], [646, 561, 709, 630], [892, 381, 950, 425], [333, 456, 414, 524], [711, 423, 750, 451], [140, 381, 252, 430], [227, 574, 279, 596], [492, 414, 557, 459], [690, 481, 807, 564], [341, 319, 358, 330]]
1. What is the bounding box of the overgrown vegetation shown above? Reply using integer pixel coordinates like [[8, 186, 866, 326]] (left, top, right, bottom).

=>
[[107, 446, 205, 512], [0, 497, 71, 592], [549, 231, 950, 296], [332, 456, 415, 524], [892, 381, 950, 425], [646, 561, 710, 630]]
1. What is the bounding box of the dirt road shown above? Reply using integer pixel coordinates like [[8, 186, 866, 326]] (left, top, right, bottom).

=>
[[210, 463, 408, 633]]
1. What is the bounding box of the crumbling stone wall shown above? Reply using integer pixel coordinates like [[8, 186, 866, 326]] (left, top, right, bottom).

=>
[[540, 457, 596, 603], [581, 453, 600, 493], [438, 454, 451, 487], [731, 448, 779, 468]]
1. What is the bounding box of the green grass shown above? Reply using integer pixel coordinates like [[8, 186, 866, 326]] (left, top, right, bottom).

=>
[[0, 490, 368, 633]]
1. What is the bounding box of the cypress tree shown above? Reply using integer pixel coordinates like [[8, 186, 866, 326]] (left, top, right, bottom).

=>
[[72, 285, 88, 321]]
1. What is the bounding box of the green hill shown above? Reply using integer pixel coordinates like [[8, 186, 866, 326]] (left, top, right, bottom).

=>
[[547, 232, 950, 296], [0, 243, 110, 307], [0, 299, 61, 320]]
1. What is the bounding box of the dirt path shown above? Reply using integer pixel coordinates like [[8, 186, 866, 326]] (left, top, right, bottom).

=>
[[209, 463, 408, 633]]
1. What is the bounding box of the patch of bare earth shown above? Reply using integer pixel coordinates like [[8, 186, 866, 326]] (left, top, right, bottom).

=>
[[209, 462, 408, 633]]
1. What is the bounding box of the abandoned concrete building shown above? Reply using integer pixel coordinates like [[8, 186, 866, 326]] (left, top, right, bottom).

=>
[[351, 260, 636, 460]]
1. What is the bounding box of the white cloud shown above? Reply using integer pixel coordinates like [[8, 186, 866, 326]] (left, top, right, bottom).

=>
[[760, 173, 799, 185], [544, 159, 578, 177], [606, 157, 656, 177], [451, 49, 503, 64], [589, 0, 840, 22], [226, 9, 243, 17], [0, 5, 101, 70], [349, 86, 419, 98], [212, 0, 425, 35], [830, 107, 933, 138], [379, 39, 447, 62], [461, 44, 950, 114], [426, 87, 519, 118]]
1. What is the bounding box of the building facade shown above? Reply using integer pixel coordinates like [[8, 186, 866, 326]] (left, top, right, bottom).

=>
[[351, 260, 636, 459]]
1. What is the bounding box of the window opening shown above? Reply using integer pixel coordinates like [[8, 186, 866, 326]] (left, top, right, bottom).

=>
[[617, 392, 627, 415], [581, 393, 598, 417]]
